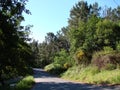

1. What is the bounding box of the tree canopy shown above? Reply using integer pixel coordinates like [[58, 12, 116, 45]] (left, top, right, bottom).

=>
[[32, 1, 120, 69], [0, 0, 33, 85]]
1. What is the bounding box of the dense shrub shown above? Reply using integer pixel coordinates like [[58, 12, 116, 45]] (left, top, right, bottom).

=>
[[45, 49, 73, 75], [92, 49, 120, 70], [15, 76, 35, 90], [54, 49, 72, 66], [74, 50, 90, 65], [116, 42, 120, 51]]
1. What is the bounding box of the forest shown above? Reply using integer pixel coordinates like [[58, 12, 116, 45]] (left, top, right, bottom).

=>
[[0, 0, 120, 88]]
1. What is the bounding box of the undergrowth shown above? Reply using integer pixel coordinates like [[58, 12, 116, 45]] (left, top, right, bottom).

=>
[[15, 76, 35, 90], [0, 76, 35, 90], [62, 66, 120, 85]]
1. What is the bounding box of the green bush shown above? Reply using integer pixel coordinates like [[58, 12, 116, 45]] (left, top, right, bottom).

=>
[[74, 50, 90, 65], [44, 63, 66, 75], [44, 49, 72, 75], [15, 76, 35, 90], [116, 42, 120, 51], [54, 49, 72, 67]]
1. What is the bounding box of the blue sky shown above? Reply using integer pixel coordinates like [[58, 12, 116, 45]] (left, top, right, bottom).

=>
[[22, 0, 120, 43]]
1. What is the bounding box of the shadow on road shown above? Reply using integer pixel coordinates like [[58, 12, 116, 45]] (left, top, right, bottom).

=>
[[31, 68, 120, 90], [34, 82, 120, 90], [33, 68, 55, 78]]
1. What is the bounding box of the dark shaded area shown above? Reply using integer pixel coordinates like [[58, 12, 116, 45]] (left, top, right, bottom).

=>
[[33, 82, 120, 90], [33, 68, 57, 79], [0, 76, 5, 86], [0, 0, 34, 86], [32, 68, 120, 90]]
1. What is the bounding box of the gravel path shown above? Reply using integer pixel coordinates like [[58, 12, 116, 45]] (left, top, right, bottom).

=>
[[31, 68, 120, 90]]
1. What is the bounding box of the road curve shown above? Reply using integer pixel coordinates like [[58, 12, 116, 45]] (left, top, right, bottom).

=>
[[31, 68, 120, 90]]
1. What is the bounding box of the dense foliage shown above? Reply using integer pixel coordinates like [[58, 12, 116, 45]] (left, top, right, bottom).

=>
[[12, 1, 119, 84], [0, 0, 33, 85], [32, 1, 120, 70], [15, 76, 35, 90], [3, 0, 119, 87]]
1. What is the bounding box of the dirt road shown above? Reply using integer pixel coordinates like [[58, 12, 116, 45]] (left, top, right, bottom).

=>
[[31, 68, 120, 90]]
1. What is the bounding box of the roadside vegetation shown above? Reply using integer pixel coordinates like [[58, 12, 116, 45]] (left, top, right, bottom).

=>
[[31, 1, 120, 85], [62, 47, 120, 84], [0, 76, 35, 90], [15, 76, 35, 90], [1, 0, 120, 88], [62, 66, 120, 84], [0, 0, 35, 89]]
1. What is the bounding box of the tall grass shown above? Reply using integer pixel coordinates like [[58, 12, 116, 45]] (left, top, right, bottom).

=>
[[62, 66, 120, 85]]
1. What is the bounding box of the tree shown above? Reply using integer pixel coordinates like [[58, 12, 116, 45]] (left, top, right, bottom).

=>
[[104, 6, 120, 22], [96, 19, 120, 49], [90, 2, 101, 17], [68, 1, 90, 29], [67, 1, 101, 53], [56, 27, 70, 52], [0, 0, 32, 85], [30, 40, 40, 67], [66, 1, 120, 65]]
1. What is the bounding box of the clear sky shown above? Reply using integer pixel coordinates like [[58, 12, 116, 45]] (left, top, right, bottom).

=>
[[22, 0, 120, 43]]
